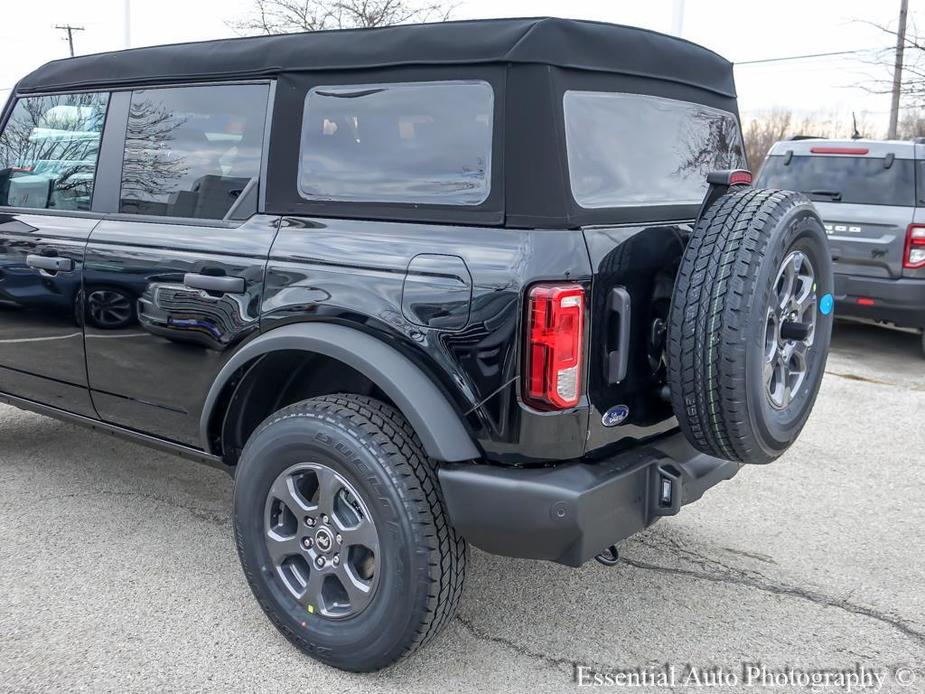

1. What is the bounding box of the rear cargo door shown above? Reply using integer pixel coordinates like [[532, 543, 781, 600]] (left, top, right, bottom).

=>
[[815, 202, 912, 279], [758, 147, 916, 279], [562, 90, 746, 452]]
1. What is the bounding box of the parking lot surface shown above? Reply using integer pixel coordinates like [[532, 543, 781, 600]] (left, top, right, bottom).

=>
[[1, 321, 923, 693]]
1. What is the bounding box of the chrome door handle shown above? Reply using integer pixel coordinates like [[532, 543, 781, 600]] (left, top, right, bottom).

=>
[[183, 273, 246, 294], [26, 254, 74, 273]]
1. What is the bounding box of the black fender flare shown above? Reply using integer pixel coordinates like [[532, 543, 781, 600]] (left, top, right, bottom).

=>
[[200, 322, 480, 462]]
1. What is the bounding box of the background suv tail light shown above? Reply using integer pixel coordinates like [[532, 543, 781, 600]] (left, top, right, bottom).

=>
[[524, 283, 585, 410], [904, 224, 925, 269]]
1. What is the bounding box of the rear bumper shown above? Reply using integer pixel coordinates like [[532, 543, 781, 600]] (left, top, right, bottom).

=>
[[834, 273, 925, 328], [438, 433, 740, 567]]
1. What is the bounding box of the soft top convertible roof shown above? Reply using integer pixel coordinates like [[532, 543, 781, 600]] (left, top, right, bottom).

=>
[[17, 17, 735, 97]]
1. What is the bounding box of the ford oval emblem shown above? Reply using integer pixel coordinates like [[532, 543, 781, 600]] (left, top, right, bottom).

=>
[[602, 404, 630, 427]]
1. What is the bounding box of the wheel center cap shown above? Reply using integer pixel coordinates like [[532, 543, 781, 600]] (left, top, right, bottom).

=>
[[314, 527, 333, 553]]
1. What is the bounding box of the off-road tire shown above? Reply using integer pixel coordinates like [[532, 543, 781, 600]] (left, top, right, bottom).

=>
[[667, 188, 833, 464], [233, 394, 467, 672]]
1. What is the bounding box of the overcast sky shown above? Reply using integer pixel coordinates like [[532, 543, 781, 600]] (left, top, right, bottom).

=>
[[0, 0, 920, 134]]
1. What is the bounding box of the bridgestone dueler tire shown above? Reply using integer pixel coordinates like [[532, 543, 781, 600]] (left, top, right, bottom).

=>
[[233, 394, 467, 672], [667, 188, 833, 465]]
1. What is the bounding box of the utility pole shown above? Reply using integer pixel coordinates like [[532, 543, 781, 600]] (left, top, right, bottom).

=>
[[671, 0, 685, 37], [55, 24, 84, 57], [888, 0, 909, 140], [124, 0, 132, 49]]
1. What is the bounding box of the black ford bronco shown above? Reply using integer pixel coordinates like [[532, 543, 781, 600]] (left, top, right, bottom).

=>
[[0, 18, 832, 671]]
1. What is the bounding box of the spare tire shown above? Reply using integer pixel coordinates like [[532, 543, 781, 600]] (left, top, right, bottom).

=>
[[667, 188, 833, 464]]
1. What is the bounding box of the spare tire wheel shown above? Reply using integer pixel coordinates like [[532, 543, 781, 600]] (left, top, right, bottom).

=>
[[667, 188, 833, 464]]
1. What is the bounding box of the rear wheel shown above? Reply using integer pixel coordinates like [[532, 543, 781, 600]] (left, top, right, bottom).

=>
[[233, 394, 466, 672], [667, 188, 833, 464]]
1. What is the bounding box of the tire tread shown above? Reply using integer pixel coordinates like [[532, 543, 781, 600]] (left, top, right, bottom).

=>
[[667, 188, 825, 464]]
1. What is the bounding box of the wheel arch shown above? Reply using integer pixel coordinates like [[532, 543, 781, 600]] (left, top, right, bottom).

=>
[[201, 322, 481, 463]]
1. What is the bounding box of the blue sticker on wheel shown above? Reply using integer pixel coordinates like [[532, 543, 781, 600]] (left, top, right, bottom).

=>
[[819, 293, 834, 316]]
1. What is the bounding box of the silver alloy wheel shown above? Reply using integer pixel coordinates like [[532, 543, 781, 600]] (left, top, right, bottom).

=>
[[764, 250, 817, 409], [264, 462, 380, 619], [86, 289, 133, 328]]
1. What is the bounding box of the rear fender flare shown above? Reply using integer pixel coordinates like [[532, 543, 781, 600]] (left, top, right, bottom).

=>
[[201, 322, 480, 462]]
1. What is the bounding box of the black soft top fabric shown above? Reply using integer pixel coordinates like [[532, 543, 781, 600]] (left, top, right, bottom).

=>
[[17, 17, 735, 97]]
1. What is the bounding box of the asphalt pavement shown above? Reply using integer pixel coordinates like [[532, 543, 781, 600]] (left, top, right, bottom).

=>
[[0, 320, 923, 693]]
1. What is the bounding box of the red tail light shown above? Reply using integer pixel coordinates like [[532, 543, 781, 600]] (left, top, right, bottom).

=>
[[524, 283, 585, 410], [904, 224, 925, 269]]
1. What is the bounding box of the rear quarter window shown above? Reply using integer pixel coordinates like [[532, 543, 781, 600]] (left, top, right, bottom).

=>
[[298, 80, 493, 206], [563, 91, 745, 208], [758, 155, 916, 207]]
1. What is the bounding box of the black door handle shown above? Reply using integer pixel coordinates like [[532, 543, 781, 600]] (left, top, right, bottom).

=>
[[606, 287, 632, 384], [183, 273, 246, 294], [26, 254, 74, 273]]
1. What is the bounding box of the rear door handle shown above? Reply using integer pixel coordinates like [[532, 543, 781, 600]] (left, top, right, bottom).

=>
[[26, 254, 74, 273], [606, 287, 632, 384], [183, 273, 246, 294]]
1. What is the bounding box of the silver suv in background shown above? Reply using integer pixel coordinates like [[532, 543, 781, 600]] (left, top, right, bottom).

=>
[[757, 138, 925, 353]]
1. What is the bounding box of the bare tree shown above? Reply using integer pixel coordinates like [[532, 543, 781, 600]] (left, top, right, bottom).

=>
[[675, 111, 746, 178], [742, 109, 793, 172], [897, 109, 925, 139], [120, 97, 190, 204], [859, 16, 925, 113], [232, 0, 454, 34], [742, 110, 876, 173]]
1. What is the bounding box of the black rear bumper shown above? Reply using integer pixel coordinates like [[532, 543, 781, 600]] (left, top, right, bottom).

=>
[[834, 273, 925, 328], [438, 433, 740, 567]]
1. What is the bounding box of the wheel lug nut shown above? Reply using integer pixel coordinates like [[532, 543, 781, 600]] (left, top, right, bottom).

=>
[[315, 556, 325, 569], [335, 533, 342, 544], [321, 514, 330, 525], [302, 537, 313, 550], [333, 554, 340, 566], [305, 516, 315, 527]]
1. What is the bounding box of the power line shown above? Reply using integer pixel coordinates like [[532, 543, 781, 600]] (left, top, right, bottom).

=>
[[737, 47, 889, 66]]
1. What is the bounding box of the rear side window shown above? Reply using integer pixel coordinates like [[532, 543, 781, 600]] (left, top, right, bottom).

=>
[[563, 91, 745, 208], [299, 81, 493, 206], [120, 84, 269, 220], [0, 92, 109, 211], [758, 155, 915, 207]]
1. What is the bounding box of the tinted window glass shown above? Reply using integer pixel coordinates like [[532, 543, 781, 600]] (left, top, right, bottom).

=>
[[299, 81, 493, 205], [758, 155, 915, 207], [120, 84, 268, 219], [0, 92, 108, 211], [564, 91, 745, 208]]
